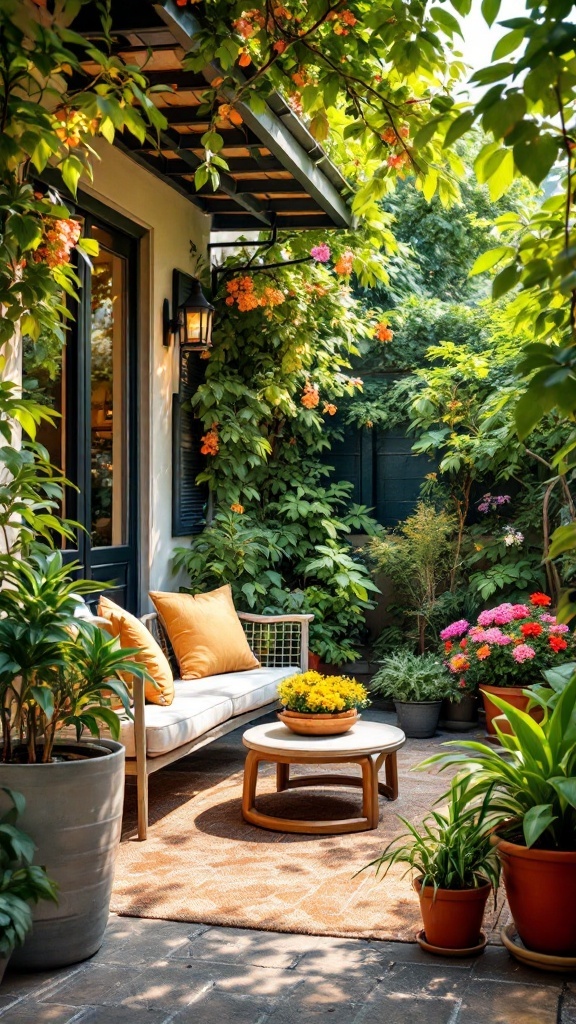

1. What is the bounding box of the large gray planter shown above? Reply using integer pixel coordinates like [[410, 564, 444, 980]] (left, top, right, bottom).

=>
[[0, 739, 125, 970], [394, 700, 442, 738], [440, 695, 479, 732]]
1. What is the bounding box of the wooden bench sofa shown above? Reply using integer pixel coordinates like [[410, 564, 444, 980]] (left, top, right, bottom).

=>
[[122, 610, 313, 840]]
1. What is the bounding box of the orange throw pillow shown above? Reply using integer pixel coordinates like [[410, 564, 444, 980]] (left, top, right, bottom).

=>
[[98, 596, 175, 706], [149, 585, 259, 679]]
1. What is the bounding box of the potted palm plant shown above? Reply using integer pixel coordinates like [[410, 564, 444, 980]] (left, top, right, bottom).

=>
[[0, 788, 58, 983], [0, 551, 152, 970], [360, 777, 500, 953], [439, 595, 574, 733], [370, 651, 461, 738], [420, 673, 576, 958]]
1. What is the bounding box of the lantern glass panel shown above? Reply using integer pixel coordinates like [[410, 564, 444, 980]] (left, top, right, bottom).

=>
[[186, 309, 202, 342]]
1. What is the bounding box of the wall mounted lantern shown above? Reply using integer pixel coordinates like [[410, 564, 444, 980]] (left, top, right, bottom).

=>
[[163, 269, 214, 350]]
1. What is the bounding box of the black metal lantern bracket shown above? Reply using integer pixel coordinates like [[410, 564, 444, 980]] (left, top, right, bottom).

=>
[[163, 268, 214, 348], [207, 217, 313, 297]]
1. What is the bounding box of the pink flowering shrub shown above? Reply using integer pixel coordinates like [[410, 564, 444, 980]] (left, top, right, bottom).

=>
[[440, 593, 575, 690], [310, 244, 331, 263]]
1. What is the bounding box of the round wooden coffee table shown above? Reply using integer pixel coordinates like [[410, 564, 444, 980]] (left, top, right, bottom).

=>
[[241, 720, 405, 835]]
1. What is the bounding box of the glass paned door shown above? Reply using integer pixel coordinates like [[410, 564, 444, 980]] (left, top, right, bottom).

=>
[[28, 212, 139, 612]]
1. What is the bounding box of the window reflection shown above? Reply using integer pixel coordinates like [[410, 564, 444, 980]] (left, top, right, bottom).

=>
[[90, 232, 127, 547]]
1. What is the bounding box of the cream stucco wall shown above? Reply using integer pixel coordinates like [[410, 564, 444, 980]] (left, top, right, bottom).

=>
[[79, 140, 210, 609]]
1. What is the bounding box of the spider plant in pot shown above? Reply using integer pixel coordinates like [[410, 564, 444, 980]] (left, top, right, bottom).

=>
[[420, 671, 576, 957], [0, 788, 58, 983], [370, 651, 461, 738], [0, 551, 153, 970], [359, 777, 500, 952]]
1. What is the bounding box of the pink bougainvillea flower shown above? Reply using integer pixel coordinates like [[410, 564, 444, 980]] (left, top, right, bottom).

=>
[[477, 609, 496, 627], [512, 644, 536, 663], [310, 244, 331, 263], [511, 604, 531, 619], [439, 619, 469, 641], [548, 623, 569, 634]]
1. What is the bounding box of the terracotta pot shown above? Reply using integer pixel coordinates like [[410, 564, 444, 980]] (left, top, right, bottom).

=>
[[307, 653, 321, 671], [414, 876, 492, 950], [278, 709, 358, 736], [480, 684, 543, 735], [496, 836, 576, 956]]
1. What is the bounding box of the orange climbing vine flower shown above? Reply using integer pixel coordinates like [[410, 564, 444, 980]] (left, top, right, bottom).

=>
[[334, 250, 354, 275], [301, 382, 320, 409], [375, 322, 394, 342], [200, 424, 219, 456], [230, 503, 245, 514]]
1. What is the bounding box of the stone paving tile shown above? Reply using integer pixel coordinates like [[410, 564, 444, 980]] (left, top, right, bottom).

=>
[[355, 987, 458, 1024], [96, 918, 203, 965], [561, 984, 576, 1024], [265, 998, 362, 1023], [470, 946, 565, 988], [173, 990, 274, 1023], [278, 970, 382, 1005], [76, 1006, 173, 1024], [457, 979, 559, 1024], [170, 925, 308, 969], [0, 1003, 84, 1024], [42, 964, 145, 1007]]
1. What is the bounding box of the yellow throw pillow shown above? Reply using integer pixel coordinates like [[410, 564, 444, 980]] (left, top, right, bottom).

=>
[[98, 596, 175, 706], [149, 585, 260, 679]]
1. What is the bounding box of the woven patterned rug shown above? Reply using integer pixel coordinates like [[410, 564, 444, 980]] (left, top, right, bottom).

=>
[[111, 711, 510, 943]]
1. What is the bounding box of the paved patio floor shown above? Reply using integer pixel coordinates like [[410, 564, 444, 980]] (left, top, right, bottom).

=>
[[1, 914, 574, 1024]]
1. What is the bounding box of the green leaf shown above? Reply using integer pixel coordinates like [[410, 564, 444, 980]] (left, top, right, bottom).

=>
[[9, 214, 42, 252], [443, 110, 475, 148], [492, 29, 526, 61], [549, 777, 576, 810], [549, 523, 576, 560], [469, 245, 513, 277], [61, 156, 84, 196], [522, 804, 557, 847], [513, 134, 559, 185], [492, 261, 520, 299], [481, 0, 502, 26]]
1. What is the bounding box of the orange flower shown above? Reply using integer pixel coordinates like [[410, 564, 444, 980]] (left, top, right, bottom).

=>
[[341, 9, 358, 25], [323, 403, 337, 416], [238, 51, 252, 66], [301, 382, 320, 409], [476, 644, 491, 661], [449, 654, 470, 673], [387, 152, 409, 169], [365, 420, 373, 428], [334, 249, 354, 276], [230, 503, 245, 514], [229, 108, 244, 126], [375, 322, 394, 342], [200, 425, 219, 456], [380, 128, 397, 145], [218, 103, 232, 118], [273, 39, 288, 53], [199, 350, 211, 360]]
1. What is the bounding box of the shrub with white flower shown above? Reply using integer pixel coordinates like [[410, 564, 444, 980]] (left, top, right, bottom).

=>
[[439, 593, 574, 690], [502, 526, 524, 547]]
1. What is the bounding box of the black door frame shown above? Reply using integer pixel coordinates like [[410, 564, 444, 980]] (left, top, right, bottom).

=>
[[62, 193, 146, 613]]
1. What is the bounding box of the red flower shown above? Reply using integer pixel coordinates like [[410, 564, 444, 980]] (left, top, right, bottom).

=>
[[549, 636, 568, 652], [521, 622, 543, 637], [530, 592, 552, 607], [460, 638, 468, 650], [476, 644, 491, 661], [444, 641, 453, 654]]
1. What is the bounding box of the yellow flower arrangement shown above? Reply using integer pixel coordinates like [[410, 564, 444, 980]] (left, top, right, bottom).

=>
[[278, 671, 370, 714]]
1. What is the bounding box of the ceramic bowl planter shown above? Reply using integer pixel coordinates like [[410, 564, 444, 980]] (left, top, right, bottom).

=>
[[414, 876, 491, 950], [0, 739, 125, 971], [480, 684, 543, 735], [278, 709, 358, 736], [495, 835, 576, 956], [394, 699, 442, 738]]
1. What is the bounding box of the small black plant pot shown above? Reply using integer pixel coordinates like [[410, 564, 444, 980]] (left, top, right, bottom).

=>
[[394, 700, 442, 738], [440, 695, 479, 732]]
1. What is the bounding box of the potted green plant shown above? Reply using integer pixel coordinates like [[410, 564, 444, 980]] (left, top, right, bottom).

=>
[[420, 673, 576, 958], [359, 777, 500, 953], [439, 594, 574, 734], [0, 788, 58, 983], [370, 651, 460, 738], [277, 670, 370, 735], [0, 551, 151, 970]]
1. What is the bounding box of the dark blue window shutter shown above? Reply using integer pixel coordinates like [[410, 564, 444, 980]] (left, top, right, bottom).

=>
[[171, 351, 207, 536]]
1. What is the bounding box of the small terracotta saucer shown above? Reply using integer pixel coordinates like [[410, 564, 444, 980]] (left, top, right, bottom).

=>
[[415, 929, 487, 957], [501, 923, 576, 973]]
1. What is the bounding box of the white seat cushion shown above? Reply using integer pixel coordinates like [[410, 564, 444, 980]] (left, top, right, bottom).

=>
[[177, 665, 300, 717], [119, 693, 233, 758]]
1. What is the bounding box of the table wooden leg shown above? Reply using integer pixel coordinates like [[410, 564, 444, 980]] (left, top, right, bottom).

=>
[[361, 756, 380, 828], [384, 751, 399, 801], [276, 762, 290, 792], [242, 749, 261, 817]]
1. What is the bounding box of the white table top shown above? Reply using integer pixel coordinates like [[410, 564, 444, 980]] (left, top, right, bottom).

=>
[[242, 719, 405, 758]]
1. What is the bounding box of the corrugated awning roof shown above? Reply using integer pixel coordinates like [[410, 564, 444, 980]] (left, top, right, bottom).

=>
[[75, 0, 353, 232]]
